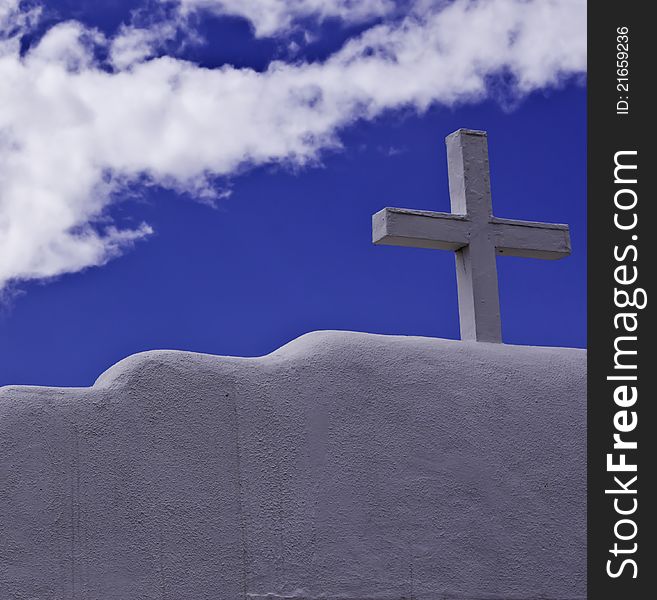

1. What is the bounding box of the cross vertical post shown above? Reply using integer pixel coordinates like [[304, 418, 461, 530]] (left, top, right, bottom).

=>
[[447, 130, 501, 342]]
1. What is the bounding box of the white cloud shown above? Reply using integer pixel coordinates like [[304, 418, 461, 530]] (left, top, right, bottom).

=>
[[0, 0, 40, 40], [0, 0, 586, 290], [174, 0, 398, 37], [110, 22, 177, 70]]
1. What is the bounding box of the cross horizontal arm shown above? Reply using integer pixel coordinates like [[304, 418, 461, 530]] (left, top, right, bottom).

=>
[[490, 218, 571, 260], [372, 207, 470, 251]]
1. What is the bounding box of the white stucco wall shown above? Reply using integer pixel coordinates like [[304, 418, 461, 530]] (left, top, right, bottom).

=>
[[0, 331, 586, 599]]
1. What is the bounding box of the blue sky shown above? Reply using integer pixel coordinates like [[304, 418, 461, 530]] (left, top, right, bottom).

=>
[[0, 0, 586, 387]]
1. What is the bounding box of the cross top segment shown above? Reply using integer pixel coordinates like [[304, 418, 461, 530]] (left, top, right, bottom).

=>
[[372, 128, 571, 343]]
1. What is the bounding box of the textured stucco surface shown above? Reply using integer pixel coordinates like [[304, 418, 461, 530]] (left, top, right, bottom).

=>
[[0, 331, 586, 599]]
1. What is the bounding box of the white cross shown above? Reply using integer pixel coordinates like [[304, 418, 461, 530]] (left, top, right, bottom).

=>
[[372, 128, 571, 343]]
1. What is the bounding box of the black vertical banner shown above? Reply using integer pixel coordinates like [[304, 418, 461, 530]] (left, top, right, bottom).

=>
[[588, 2, 654, 598]]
